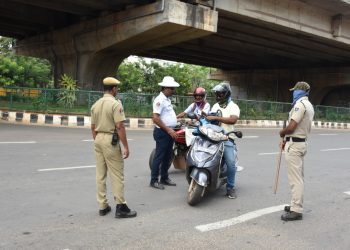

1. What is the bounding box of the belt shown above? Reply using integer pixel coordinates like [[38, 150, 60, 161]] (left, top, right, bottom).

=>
[[285, 137, 306, 142]]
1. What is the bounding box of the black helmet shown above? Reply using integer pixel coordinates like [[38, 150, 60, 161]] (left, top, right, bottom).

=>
[[212, 82, 231, 104]]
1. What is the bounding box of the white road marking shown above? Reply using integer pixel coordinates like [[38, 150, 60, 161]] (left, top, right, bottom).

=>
[[38, 165, 95, 172], [236, 166, 244, 172], [319, 134, 338, 136], [195, 204, 288, 232], [344, 191, 350, 196], [82, 139, 133, 142], [321, 148, 350, 152], [243, 136, 259, 139], [0, 141, 37, 144], [258, 152, 281, 155]]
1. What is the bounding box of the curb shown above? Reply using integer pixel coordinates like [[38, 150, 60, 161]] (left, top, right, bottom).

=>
[[0, 110, 349, 129]]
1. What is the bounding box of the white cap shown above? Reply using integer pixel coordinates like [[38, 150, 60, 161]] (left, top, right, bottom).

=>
[[158, 76, 180, 87]]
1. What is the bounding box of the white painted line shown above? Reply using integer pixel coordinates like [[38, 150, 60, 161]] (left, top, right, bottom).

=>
[[319, 134, 338, 136], [82, 139, 133, 142], [344, 191, 350, 196], [195, 204, 288, 232], [243, 136, 259, 139], [321, 148, 350, 152], [38, 165, 95, 172], [0, 141, 37, 144], [236, 166, 244, 172], [258, 152, 280, 156]]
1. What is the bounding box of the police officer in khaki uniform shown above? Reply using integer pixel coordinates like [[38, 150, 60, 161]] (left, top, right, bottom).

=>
[[279, 81, 314, 221], [91, 77, 136, 218]]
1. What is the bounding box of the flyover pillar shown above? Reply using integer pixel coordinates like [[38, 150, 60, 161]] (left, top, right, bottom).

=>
[[210, 68, 350, 106]]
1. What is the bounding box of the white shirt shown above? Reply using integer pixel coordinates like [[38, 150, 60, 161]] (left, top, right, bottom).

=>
[[184, 102, 211, 116], [153, 92, 177, 127], [211, 101, 240, 138]]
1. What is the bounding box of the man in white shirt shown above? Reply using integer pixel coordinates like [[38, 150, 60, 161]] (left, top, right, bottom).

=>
[[206, 82, 240, 199], [150, 76, 180, 190], [177, 87, 211, 119]]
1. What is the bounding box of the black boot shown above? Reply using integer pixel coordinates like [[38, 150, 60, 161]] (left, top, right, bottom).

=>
[[99, 205, 111, 216], [281, 211, 303, 221], [115, 204, 137, 218]]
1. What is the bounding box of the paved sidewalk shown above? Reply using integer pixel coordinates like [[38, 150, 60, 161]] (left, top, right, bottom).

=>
[[1, 109, 349, 129]]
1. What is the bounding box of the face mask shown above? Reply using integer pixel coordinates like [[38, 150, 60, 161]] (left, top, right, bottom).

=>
[[292, 90, 308, 106]]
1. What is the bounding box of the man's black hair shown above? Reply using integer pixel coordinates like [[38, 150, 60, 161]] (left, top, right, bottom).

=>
[[103, 85, 115, 91]]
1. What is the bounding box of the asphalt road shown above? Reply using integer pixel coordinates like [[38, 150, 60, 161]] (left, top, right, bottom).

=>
[[0, 122, 349, 250]]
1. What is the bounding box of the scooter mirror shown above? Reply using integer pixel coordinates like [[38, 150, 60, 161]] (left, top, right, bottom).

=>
[[234, 131, 243, 138]]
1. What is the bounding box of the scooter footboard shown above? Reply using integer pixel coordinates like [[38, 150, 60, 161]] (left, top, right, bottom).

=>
[[190, 168, 209, 187]]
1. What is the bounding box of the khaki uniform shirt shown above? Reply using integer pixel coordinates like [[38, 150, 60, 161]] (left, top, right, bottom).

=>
[[288, 96, 314, 139], [91, 94, 125, 133]]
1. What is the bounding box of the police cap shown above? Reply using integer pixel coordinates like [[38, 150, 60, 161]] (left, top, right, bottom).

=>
[[103, 77, 120, 86], [289, 81, 310, 91]]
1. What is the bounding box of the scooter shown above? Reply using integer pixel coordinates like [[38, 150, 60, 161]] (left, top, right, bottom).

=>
[[185, 119, 243, 206]]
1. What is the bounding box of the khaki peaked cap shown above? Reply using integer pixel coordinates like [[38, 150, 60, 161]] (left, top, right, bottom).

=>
[[103, 77, 120, 86], [290, 81, 310, 91]]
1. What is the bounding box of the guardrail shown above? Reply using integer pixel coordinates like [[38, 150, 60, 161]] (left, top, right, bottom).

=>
[[0, 86, 349, 122]]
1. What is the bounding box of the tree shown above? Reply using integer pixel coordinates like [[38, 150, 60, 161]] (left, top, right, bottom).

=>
[[117, 57, 218, 95], [0, 36, 52, 87]]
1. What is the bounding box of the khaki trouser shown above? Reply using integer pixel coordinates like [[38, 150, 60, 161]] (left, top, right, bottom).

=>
[[284, 141, 307, 213], [94, 133, 126, 209]]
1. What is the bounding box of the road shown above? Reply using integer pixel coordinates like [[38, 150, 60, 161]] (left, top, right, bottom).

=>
[[0, 122, 349, 250]]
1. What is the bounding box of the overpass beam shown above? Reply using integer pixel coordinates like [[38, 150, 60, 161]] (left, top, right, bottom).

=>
[[14, 0, 218, 89]]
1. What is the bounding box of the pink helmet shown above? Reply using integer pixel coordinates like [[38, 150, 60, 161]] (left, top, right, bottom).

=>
[[193, 87, 206, 103]]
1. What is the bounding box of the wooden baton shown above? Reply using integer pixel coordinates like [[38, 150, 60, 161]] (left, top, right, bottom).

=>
[[273, 120, 286, 194]]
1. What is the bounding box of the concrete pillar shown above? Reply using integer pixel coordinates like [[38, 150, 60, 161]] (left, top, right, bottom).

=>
[[209, 67, 350, 106]]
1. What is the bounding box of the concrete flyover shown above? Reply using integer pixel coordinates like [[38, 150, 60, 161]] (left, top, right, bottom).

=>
[[1, 0, 350, 106]]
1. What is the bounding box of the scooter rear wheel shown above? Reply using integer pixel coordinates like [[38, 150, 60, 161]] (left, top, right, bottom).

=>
[[187, 179, 204, 206], [148, 148, 174, 171]]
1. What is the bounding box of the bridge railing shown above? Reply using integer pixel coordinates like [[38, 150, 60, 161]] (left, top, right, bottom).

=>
[[0, 86, 349, 122]]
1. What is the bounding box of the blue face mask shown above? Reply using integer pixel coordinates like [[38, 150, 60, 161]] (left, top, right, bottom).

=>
[[292, 90, 309, 106]]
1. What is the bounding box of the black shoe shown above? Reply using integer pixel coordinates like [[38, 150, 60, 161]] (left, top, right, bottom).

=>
[[150, 181, 165, 190], [115, 204, 137, 218], [226, 189, 237, 199], [281, 211, 303, 221], [99, 205, 111, 216], [284, 205, 291, 212], [160, 178, 176, 186]]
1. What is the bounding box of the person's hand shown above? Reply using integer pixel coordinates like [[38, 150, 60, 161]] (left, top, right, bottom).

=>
[[123, 148, 129, 159], [206, 115, 216, 121], [279, 129, 285, 138], [168, 128, 178, 139]]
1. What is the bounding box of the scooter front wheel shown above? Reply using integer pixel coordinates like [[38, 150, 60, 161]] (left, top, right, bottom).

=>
[[187, 179, 205, 206]]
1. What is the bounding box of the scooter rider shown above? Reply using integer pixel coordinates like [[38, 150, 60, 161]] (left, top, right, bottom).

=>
[[177, 87, 211, 118], [205, 82, 240, 199]]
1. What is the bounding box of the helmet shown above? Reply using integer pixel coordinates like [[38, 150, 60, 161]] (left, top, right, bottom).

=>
[[193, 87, 206, 103], [212, 82, 231, 104]]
